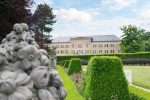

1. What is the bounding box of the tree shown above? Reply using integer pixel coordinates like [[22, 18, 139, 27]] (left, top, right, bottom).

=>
[[0, 0, 33, 42], [31, 3, 56, 47], [143, 32, 150, 52], [121, 25, 145, 53]]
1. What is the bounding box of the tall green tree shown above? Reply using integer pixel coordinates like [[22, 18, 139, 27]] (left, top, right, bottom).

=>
[[143, 32, 150, 52], [121, 25, 145, 53], [32, 3, 56, 46]]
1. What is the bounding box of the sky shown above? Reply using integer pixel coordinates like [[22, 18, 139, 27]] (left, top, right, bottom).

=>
[[33, 0, 150, 38]]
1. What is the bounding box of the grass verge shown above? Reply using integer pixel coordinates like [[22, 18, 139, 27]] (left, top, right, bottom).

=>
[[129, 86, 150, 100], [124, 66, 150, 89], [57, 65, 84, 100]]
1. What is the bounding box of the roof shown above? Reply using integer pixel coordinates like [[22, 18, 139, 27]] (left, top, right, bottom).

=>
[[52, 35, 120, 43]]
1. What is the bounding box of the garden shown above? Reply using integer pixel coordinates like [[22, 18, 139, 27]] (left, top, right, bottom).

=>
[[57, 55, 150, 100]]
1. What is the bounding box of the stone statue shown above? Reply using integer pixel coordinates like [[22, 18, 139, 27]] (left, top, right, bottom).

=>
[[0, 23, 66, 100]]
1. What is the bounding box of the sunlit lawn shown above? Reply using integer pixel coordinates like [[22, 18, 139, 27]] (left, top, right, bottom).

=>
[[58, 65, 150, 100], [129, 86, 150, 100], [124, 66, 150, 89], [57, 65, 84, 100]]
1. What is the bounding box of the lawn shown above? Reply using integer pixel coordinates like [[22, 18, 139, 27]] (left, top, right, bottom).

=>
[[57, 65, 84, 100], [124, 66, 150, 89], [129, 86, 150, 100], [58, 65, 150, 100]]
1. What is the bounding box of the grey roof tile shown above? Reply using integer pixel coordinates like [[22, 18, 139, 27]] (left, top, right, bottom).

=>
[[52, 35, 120, 43]]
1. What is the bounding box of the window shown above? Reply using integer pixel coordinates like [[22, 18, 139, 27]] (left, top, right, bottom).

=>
[[110, 50, 112, 53], [61, 45, 64, 48], [86, 44, 88, 48], [93, 44, 97, 48], [65, 50, 69, 54], [104, 50, 108, 53], [60, 50, 63, 53], [71, 50, 75, 53], [65, 45, 69, 48], [106, 44, 108, 47], [112, 44, 115, 47], [93, 50, 96, 54], [95, 44, 97, 48], [78, 44, 82, 48], [110, 44, 112, 47], [99, 44, 101, 47], [85, 50, 89, 54], [99, 50, 102, 53], [72, 44, 74, 48]]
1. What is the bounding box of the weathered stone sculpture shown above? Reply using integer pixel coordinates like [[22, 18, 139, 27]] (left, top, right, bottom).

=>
[[0, 23, 66, 100]]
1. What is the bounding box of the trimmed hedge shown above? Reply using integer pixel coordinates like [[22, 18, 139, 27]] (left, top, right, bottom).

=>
[[64, 60, 70, 68], [84, 56, 130, 100], [122, 59, 150, 65], [60, 60, 66, 66], [57, 52, 150, 63], [68, 58, 82, 75]]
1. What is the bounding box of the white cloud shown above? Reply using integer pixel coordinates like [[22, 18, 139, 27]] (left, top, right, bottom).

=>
[[54, 8, 92, 23], [31, 0, 53, 13], [101, 0, 137, 11], [137, 5, 150, 20], [51, 18, 148, 38]]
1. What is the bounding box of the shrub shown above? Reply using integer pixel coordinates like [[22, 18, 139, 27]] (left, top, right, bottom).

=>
[[84, 56, 130, 100], [129, 93, 145, 100], [64, 60, 70, 68], [122, 59, 150, 65], [68, 58, 82, 76], [57, 52, 150, 63], [60, 60, 66, 66]]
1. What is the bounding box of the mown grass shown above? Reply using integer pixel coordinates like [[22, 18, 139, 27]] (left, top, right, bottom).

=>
[[58, 65, 150, 100], [57, 65, 84, 100], [129, 86, 150, 100], [124, 66, 150, 89]]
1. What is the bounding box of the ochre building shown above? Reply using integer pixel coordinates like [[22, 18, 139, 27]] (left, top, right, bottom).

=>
[[48, 35, 120, 55]]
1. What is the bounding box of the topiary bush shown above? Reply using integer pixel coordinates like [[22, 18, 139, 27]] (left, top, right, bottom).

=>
[[84, 56, 130, 100], [60, 60, 66, 66], [68, 58, 82, 76], [64, 60, 70, 68], [57, 52, 150, 64]]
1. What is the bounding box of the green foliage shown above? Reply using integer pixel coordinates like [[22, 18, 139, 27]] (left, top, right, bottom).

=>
[[57, 65, 84, 100], [129, 86, 150, 100], [68, 58, 82, 75], [85, 56, 130, 100], [32, 3, 56, 44], [60, 60, 66, 66], [129, 93, 145, 100], [121, 25, 145, 53], [143, 39, 150, 52], [57, 52, 150, 63], [64, 60, 70, 68]]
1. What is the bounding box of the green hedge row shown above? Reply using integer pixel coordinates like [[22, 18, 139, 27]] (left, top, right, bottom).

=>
[[84, 56, 130, 100], [57, 52, 150, 62], [68, 58, 82, 76], [64, 60, 70, 68]]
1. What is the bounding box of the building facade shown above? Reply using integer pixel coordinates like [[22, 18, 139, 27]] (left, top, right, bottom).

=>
[[48, 35, 121, 55]]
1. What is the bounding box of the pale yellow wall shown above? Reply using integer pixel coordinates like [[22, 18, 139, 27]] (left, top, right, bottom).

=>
[[48, 39, 120, 55]]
